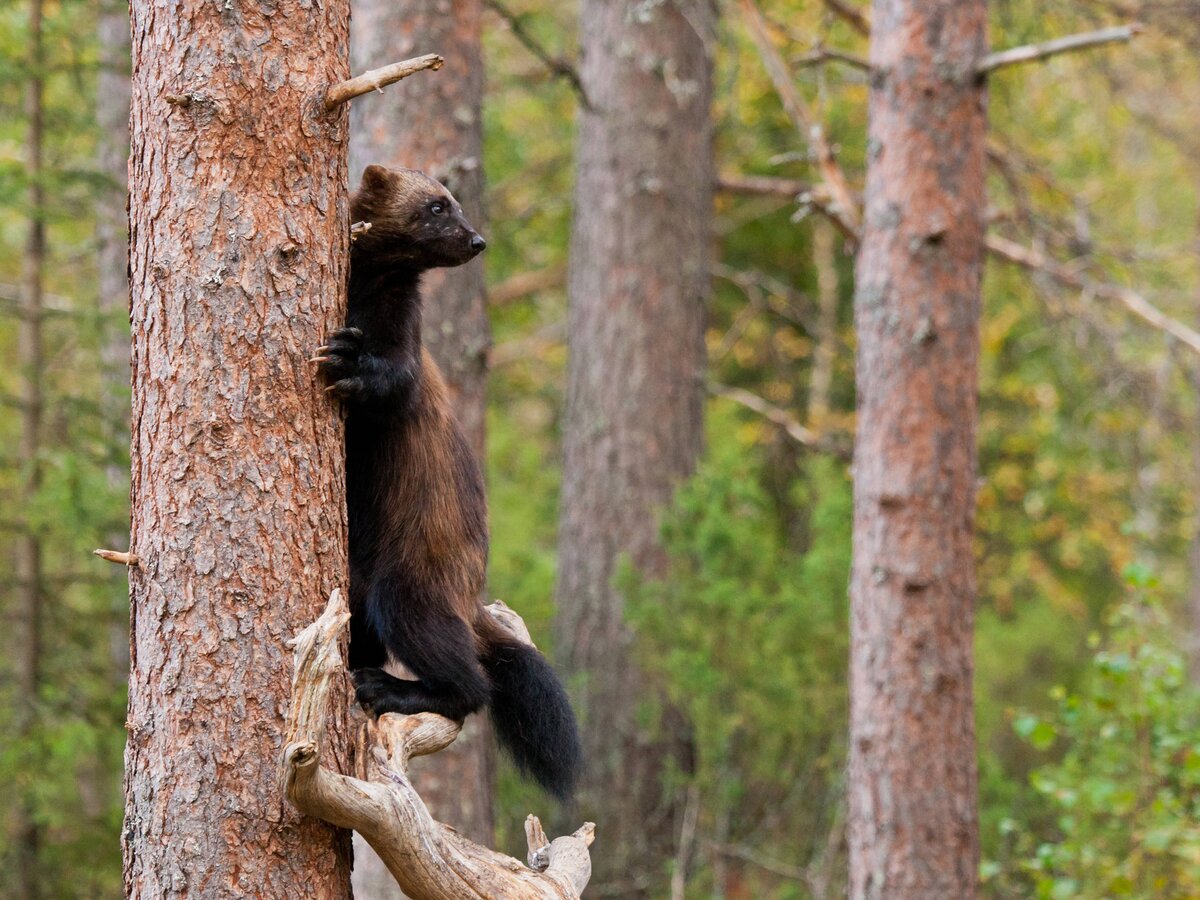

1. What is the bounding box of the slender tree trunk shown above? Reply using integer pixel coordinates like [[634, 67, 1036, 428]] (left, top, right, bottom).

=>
[[555, 0, 714, 893], [97, 0, 130, 496], [807, 220, 839, 428], [1188, 202, 1200, 684], [96, 0, 131, 694], [15, 0, 46, 895], [124, 1, 354, 895], [848, 2, 986, 897], [348, 0, 494, 861]]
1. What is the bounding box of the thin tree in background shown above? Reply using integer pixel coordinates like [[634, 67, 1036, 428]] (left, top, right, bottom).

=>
[[15, 0, 46, 895], [123, 0, 355, 894], [349, 0, 494, 855], [555, 0, 714, 892], [848, 0, 986, 896], [96, 0, 131, 719]]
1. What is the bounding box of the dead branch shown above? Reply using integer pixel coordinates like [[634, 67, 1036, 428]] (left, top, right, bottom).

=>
[[986, 235, 1200, 356], [281, 590, 595, 899], [822, 0, 869, 35], [795, 46, 870, 72], [483, 0, 590, 109], [979, 24, 1142, 75], [717, 172, 813, 198], [324, 54, 444, 110], [490, 265, 567, 306], [709, 382, 830, 453], [740, 0, 860, 237]]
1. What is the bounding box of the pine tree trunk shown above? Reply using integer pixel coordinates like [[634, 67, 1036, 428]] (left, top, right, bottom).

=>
[[124, 1, 355, 895], [348, 0, 494, 858], [848, 1, 985, 897], [555, 1, 714, 893], [15, 0, 46, 895]]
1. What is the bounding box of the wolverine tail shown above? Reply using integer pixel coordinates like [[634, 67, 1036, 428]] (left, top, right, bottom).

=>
[[482, 638, 583, 801]]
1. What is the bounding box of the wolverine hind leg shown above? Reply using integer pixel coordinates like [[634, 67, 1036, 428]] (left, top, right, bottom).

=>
[[355, 582, 490, 721]]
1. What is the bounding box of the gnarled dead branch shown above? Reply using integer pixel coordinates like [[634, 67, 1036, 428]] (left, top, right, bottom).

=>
[[281, 590, 595, 899]]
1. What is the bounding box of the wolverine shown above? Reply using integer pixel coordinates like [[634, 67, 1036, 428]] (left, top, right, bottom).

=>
[[316, 165, 582, 799]]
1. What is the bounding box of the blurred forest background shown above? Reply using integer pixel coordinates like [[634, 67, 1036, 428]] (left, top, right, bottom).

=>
[[5, 0, 1200, 897]]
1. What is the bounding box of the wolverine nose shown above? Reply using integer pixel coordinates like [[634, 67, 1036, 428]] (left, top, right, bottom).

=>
[[470, 234, 487, 253]]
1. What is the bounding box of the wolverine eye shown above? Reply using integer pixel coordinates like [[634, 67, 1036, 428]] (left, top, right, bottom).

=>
[[429, 202, 445, 216]]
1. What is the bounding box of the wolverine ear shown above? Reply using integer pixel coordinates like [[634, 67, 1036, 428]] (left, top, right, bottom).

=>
[[360, 165, 392, 195]]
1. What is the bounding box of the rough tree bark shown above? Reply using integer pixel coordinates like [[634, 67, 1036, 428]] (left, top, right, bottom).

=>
[[349, 0, 494, 860], [848, 1, 986, 898], [15, 0, 46, 895], [555, 0, 714, 893], [124, 0, 355, 895]]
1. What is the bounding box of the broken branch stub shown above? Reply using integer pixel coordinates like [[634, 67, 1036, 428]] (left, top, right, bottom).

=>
[[281, 590, 595, 899]]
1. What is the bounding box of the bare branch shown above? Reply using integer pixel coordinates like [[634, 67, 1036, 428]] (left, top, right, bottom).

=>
[[795, 46, 871, 72], [822, 0, 869, 35], [490, 265, 567, 306], [282, 591, 596, 899], [323, 54, 444, 110], [739, 0, 860, 238], [986, 235, 1200, 356], [717, 172, 813, 198], [979, 24, 1142, 75], [484, 0, 590, 109], [709, 382, 828, 451]]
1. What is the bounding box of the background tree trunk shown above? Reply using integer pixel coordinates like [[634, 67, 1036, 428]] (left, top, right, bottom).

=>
[[96, 0, 131, 712], [555, 0, 714, 893], [124, 0, 355, 895], [15, 0, 46, 895], [348, 0, 494, 861], [848, 1, 985, 897]]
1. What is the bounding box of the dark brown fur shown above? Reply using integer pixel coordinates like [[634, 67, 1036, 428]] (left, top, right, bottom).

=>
[[317, 166, 581, 798]]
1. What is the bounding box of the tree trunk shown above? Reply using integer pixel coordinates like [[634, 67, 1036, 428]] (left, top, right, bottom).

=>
[[555, 1, 714, 893], [15, 0, 46, 895], [97, 0, 130, 500], [807, 219, 839, 429], [348, 0, 494, 859], [96, 0, 132, 704], [124, 0, 355, 895], [848, 1, 985, 898]]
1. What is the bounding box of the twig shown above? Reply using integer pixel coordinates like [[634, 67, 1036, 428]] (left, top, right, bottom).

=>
[[740, 0, 860, 237], [324, 54, 443, 110], [709, 383, 822, 449], [484, 0, 590, 109], [93, 548, 141, 568], [979, 24, 1142, 75], [822, 0, 869, 35], [795, 46, 870, 72], [986, 235, 1200, 356], [717, 173, 813, 198]]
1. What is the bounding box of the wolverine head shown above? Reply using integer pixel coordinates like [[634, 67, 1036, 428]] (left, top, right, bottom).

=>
[[350, 165, 486, 271]]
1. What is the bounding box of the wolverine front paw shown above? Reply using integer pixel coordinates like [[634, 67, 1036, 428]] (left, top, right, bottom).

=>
[[313, 326, 366, 400]]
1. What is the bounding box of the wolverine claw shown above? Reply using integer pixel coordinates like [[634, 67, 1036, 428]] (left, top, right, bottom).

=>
[[325, 376, 366, 399]]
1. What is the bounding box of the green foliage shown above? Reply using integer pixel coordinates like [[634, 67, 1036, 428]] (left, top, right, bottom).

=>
[[986, 592, 1200, 898], [621, 407, 851, 895]]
